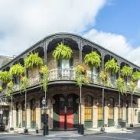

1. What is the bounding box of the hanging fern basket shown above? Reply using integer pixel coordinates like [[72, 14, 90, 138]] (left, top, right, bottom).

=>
[[24, 53, 43, 69], [53, 42, 73, 60], [10, 63, 25, 76]]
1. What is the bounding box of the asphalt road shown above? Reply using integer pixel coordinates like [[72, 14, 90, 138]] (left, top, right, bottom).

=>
[[0, 128, 140, 140]]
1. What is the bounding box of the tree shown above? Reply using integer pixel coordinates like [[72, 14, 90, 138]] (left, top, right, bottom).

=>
[[52, 42, 72, 60]]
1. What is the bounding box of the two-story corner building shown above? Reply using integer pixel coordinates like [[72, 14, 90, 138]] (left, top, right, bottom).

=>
[[0, 33, 140, 131]]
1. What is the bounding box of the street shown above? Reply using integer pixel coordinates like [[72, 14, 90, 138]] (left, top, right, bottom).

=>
[[0, 128, 140, 140]]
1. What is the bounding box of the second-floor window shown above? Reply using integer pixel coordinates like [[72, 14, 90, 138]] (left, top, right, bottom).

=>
[[61, 59, 70, 69], [92, 67, 99, 83]]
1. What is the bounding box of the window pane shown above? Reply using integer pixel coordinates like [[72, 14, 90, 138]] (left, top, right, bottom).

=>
[[61, 59, 70, 69]]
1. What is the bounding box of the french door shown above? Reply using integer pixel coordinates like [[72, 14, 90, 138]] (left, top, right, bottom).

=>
[[53, 94, 78, 130]]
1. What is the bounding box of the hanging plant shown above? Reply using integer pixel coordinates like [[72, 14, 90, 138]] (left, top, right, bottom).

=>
[[84, 51, 101, 68], [0, 86, 3, 92], [116, 77, 126, 94], [105, 58, 119, 74], [99, 70, 108, 85], [24, 53, 43, 69], [52, 42, 73, 60], [20, 76, 29, 92], [75, 64, 89, 86], [128, 81, 137, 93], [6, 81, 14, 96], [75, 63, 87, 75], [132, 71, 140, 82], [10, 63, 25, 77], [0, 71, 11, 84], [39, 65, 49, 92], [121, 65, 133, 77]]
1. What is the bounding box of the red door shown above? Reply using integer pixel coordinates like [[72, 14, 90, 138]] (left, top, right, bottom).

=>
[[59, 95, 74, 129]]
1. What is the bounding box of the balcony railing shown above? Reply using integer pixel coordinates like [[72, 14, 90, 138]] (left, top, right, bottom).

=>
[[48, 68, 75, 81], [1, 68, 139, 94]]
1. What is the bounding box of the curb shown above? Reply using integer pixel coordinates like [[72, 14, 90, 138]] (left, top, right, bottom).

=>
[[84, 131, 105, 136]]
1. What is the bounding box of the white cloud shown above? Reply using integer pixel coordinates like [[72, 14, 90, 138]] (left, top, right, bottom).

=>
[[84, 29, 140, 67], [0, 0, 106, 56], [0, 0, 139, 67]]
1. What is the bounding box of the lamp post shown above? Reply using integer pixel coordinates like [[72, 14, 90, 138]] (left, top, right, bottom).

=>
[[100, 88, 105, 132], [10, 96, 14, 131], [24, 91, 28, 133], [0, 98, 3, 124], [130, 92, 134, 127], [42, 97, 48, 136]]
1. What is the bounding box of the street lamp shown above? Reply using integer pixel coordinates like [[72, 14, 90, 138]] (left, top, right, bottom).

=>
[[10, 96, 14, 131], [0, 98, 3, 124], [42, 97, 48, 136]]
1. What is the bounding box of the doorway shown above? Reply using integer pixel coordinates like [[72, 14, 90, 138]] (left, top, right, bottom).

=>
[[53, 94, 78, 130]]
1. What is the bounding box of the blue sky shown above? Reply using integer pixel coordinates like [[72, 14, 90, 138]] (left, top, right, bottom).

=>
[[0, 0, 140, 66], [94, 0, 140, 47]]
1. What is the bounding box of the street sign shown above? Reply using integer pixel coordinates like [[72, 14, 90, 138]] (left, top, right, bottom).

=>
[[42, 97, 46, 105]]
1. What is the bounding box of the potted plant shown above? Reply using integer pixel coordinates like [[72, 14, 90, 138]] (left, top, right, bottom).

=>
[[52, 42, 72, 60], [0, 71, 11, 86], [99, 70, 108, 86], [84, 51, 101, 83], [24, 53, 43, 69], [10, 63, 25, 88], [0, 86, 3, 92], [84, 51, 101, 68], [105, 58, 119, 87], [10, 64, 25, 77], [121, 65, 132, 83]]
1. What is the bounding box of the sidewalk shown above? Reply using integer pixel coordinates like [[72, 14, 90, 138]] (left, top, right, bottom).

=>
[[0, 126, 135, 137]]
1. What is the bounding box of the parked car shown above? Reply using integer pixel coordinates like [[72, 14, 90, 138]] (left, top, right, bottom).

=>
[[0, 123, 5, 131]]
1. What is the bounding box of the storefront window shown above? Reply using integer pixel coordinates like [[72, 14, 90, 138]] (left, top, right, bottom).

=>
[[84, 95, 93, 121]]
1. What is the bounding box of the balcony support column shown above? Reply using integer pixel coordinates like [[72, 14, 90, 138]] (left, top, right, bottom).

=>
[[43, 41, 48, 65], [78, 39, 83, 63]]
